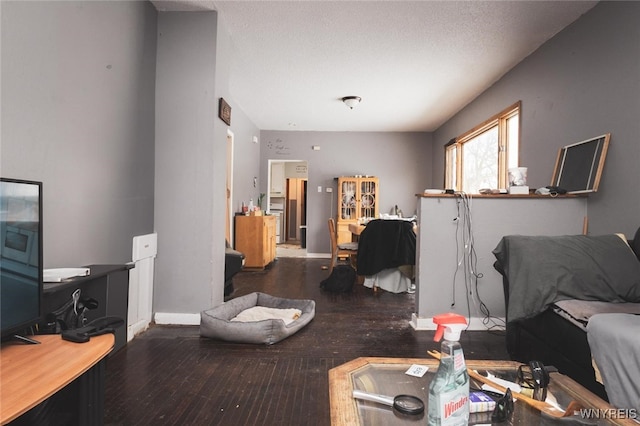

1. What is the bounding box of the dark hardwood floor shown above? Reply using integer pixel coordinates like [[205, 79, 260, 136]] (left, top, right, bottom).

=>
[[104, 257, 508, 425]]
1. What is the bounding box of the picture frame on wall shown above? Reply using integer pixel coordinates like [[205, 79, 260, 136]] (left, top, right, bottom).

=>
[[219, 98, 231, 125]]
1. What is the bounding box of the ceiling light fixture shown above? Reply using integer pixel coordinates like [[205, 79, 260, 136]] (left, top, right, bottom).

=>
[[342, 96, 362, 109]]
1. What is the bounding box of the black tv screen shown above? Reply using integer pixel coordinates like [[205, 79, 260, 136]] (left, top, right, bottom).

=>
[[0, 178, 43, 342]]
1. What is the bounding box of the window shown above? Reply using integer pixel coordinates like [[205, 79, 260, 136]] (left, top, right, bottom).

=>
[[445, 101, 520, 193]]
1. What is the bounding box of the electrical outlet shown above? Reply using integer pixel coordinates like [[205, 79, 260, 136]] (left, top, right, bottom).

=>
[[326, 188, 333, 193], [317, 186, 322, 193]]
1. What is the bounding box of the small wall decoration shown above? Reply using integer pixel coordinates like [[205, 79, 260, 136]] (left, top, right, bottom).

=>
[[219, 98, 231, 125]]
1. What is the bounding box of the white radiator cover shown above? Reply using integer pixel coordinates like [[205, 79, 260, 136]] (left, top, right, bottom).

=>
[[128, 233, 157, 341]]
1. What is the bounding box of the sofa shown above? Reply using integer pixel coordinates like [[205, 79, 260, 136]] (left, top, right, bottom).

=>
[[493, 227, 640, 402]]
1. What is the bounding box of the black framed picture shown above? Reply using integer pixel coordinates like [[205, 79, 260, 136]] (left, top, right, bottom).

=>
[[551, 133, 610, 193], [219, 98, 231, 125]]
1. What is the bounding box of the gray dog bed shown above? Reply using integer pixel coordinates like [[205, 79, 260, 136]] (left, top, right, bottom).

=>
[[200, 292, 315, 345]]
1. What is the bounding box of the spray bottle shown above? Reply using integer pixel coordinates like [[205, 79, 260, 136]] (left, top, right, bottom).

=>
[[428, 313, 469, 426]]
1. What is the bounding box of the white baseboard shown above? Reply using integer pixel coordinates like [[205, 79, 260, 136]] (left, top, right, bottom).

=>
[[154, 312, 201, 325], [127, 319, 150, 341], [410, 313, 505, 331]]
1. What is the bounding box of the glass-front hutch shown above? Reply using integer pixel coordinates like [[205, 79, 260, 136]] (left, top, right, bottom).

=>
[[336, 176, 379, 244]]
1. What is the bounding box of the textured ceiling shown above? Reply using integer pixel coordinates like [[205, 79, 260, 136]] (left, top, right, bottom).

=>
[[151, 1, 597, 132]]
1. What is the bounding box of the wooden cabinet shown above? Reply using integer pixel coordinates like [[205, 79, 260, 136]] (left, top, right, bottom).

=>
[[235, 215, 276, 268], [336, 176, 379, 245]]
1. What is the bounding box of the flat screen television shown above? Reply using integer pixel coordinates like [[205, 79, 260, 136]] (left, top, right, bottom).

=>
[[551, 133, 610, 194], [0, 177, 43, 344]]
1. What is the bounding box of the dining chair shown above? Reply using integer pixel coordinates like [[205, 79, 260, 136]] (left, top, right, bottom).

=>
[[328, 218, 358, 273]]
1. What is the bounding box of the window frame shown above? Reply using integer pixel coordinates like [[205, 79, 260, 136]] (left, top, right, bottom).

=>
[[445, 101, 521, 192]]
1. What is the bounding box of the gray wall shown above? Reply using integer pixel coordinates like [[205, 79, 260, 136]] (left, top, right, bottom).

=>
[[259, 131, 433, 254], [229, 108, 262, 223], [154, 12, 220, 316], [415, 196, 587, 326], [1, 1, 157, 267], [0, 1, 265, 322], [433, 1, 640, 238], [153, 11, 260, 317]]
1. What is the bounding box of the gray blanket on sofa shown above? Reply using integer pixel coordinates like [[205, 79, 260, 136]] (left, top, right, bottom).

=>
[[493, 234, 640, 322], [587, 313, 640, 411]]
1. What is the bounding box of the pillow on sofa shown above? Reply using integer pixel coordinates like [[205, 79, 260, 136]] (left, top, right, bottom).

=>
[[493, 234, 640, 322], [630, 226, 640, 262]]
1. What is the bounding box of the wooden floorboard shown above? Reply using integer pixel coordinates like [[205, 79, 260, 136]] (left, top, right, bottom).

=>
[[104, 257, 508, 425]]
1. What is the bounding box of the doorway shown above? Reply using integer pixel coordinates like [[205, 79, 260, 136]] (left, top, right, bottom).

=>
[[285, 178, 307, 243], [267, 160, 307, 257]]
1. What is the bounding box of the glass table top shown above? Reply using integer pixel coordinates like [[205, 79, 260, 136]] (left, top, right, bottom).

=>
[[329, 357, 631, 426]]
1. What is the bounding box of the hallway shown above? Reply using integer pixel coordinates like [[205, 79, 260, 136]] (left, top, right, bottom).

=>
[[275, 242, 307, 258]]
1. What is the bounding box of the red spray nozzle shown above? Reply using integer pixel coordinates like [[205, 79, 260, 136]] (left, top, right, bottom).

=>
[[433, 313, 467, 342]]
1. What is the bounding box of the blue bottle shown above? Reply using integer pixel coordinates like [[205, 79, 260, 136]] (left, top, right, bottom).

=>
[[428, 313, 469, 426]]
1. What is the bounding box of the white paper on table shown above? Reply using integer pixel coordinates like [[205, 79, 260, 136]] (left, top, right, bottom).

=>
[[43, 268, 90, 282]]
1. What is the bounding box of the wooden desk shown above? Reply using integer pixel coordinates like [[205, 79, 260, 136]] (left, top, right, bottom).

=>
[[0, 333, 114, 425], [329, 357, 634, 426]]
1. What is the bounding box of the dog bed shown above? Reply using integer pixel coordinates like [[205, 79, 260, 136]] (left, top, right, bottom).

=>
[[200, 292, 315, 344]]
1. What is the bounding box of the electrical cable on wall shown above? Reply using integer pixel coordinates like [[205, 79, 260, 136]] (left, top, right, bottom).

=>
[[451, 193, 472, 322], [451, 192, 505, 332]]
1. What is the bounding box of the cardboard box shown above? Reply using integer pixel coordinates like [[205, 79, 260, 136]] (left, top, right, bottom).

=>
[[509, 185, 529, 195]]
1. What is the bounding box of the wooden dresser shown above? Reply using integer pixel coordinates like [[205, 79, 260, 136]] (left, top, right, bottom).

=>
[[235, 215, 276, 268]]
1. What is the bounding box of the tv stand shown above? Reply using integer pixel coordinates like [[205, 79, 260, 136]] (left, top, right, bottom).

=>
[[42, 264, 131, 352]]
